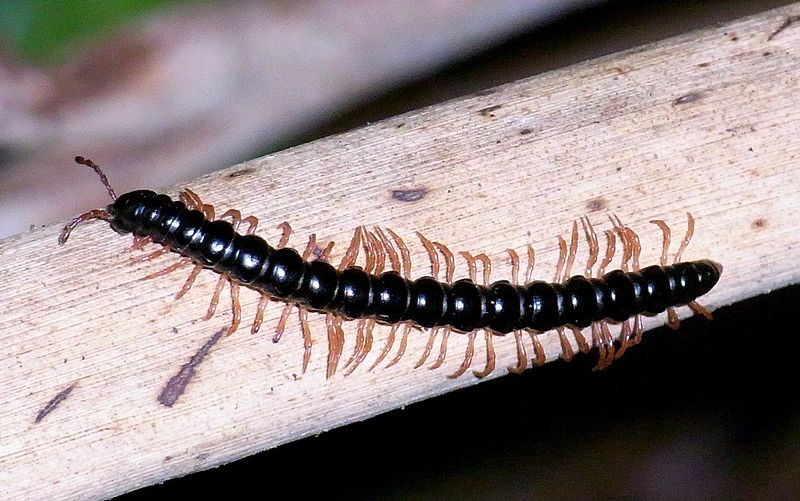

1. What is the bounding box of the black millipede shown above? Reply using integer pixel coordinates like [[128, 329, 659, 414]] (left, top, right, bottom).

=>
[[59, 156, 722, 378]]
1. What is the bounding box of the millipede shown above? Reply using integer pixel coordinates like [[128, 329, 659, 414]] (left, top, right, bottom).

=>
[[59, 156, 722, 378]]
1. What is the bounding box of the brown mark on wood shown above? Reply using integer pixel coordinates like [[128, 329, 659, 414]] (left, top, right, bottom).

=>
[[474, 89, 497, 96], [767, 15, 800, 41], [34, 381, 78, 424], [478, 104, 502, 117], [158, 328, 224, 407], [586, 197, 608, 212], [696, 61, 711, 68], [751, 218, 768, 230], [226, 167, 255, 179], [519, 128, 532, 135], [391, 188, 428, 202], [673, 92, 702, 106]]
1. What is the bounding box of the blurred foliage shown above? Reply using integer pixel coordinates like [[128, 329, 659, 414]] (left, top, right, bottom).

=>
[[0, 0, 193, 64]]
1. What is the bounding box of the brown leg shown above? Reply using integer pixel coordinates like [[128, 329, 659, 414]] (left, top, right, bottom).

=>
[[415, 328, 438, 369], [131, 245, 171, 265], [563, 221, 579, 279], [429, 327, 452, 370], [434, 242, 456, 282], [386, 322, 412, 368], [386, 228, 412, 278], [342, 319, 367, 373], [225, 281, 241, 336], [142, 255, 191, 280], [674, 213, 695, 263], [370, 322, 398, 371], [204, 274, 228, 320], [596, 230, 616, 277], [416, 232, 440, 278], [529, 330, 546, 366], [344, 319, 376, 376], [251, 295, 270, 334], [667, 307, 681, 330], [650, 219, 672, 267], [689, 300, 713, 320], [277, 222, 293, 248], [325, 313, 346, 378], [472, 329, 496, 378], [581, 216, 599, 278], [126, 235, 152, 253], [298, 306, 313, 374], [508, 330, 528, 374], [175, 264, 204, 300], [447, 329, 477, 379], [272, 302, 294, 343]]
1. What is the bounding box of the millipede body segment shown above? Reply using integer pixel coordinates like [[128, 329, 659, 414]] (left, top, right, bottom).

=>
[[60, 156, 722, 378]]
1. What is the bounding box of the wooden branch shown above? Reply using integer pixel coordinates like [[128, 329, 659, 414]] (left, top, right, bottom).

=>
[[2, 4, 800, 498]]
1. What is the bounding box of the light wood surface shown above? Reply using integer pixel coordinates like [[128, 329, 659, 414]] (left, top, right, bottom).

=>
[[2, 4, 800, 499]]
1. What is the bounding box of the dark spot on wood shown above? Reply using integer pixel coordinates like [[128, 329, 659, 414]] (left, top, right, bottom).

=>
[[616, 167, 622, 172], [227, 167, 255, 179], [478, 104, 502, 117], [391, 188, 428, 202], [696, 62, 711, 68], [752, 218, 768, 230], [164, 455, 173, 462], [763, 51, 772, 57], [519, 128, 532, 135], [394, 122, 405, 128], [158, 328, 225, 407], [474, 89, 496, 96], [34, 381, 78, 424], [673, 92, 702, 106], [730, 36, 739, 41], [768, 15, 800, 41], [586, 197, 608, 212], [196, 453, 211, 461]]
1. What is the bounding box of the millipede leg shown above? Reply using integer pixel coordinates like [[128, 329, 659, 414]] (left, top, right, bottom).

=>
[[251, 295, 270, 334], [448, 329, 477, 379], [374, 227, 400, 272], [415, 328, 438, 369], [650, 219, 672, 267], [277, 222, 293, 248], [597, 230, 616, 277], [325, 313, 346, 378], [570, 325, 590, 355], [429, 327, 451, 370], [529, 330, 546, 366], [175, 264, 203, 300], [508, 330, 528, 374], [434, 242, 456, 283], [142, 255, 191, 279], [132, 245, 171, 265], [344, 319, 376, 376], [689, 300, 713, 320], [556, 327, 575, 362], [581, 216, 599, 278], [674, 213, 695, 264], [667, 307, 681, 330], [126, 235, 152, 253], [342, 319, 367, 374], [416, 232, 440, 278], [272, 303, 294, 343], [472, 329, 496, 378], [298, 306, 313, 374], [563, 221, 579, 279], [386, 322, 412, 368], [386, 228, 412, 278], [226, 281, 241, 336], [204, 274, 228, 320], [370, 322, 398, 371], [613, 320, 634, 361]]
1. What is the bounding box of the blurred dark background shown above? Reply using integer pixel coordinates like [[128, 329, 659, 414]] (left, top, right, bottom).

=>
[[3, 0, 798, 499]]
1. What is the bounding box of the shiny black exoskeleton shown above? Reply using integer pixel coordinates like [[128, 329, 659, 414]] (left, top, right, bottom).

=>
[[109, 190, 723, 334]]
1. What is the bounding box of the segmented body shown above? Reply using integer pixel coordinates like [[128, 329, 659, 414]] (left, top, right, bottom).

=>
[[59, 157, 722, 378], [111, 189, 719, 335]]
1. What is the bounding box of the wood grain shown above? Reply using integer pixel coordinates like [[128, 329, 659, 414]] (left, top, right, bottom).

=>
[[2, 4, 800, 499]]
